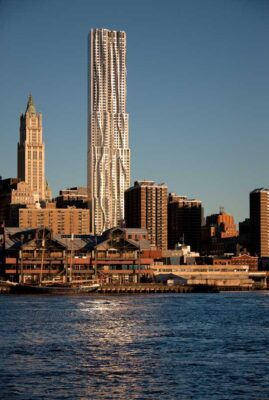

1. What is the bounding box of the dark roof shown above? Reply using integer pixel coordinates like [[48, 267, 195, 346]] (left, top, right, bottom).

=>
[[127, 238, 151, 250]]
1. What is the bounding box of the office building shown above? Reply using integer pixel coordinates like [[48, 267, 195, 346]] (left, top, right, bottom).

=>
[[168, 193, 202, 252], [88, 28, 130, 234], [18, 95, 46, 201], [125, 180, 168, 250], [205, 208, 238, 239], [250, 188, 269, 257], [0, 177, 36, 226], [201, 208, 238, 256]]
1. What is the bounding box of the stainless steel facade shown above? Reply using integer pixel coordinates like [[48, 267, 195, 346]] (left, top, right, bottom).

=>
[[88, 28, 130, 234]]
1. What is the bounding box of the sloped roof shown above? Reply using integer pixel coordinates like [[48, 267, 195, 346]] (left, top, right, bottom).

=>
[[25, 94, 36, 114], [95, 237, 140, 251], [4, 227, 37, 250], [4, 227, 66, 251], [5, 236, 22, 250], [3, 227, 152, 253], [127, 238, 151, 250], [55, 236, 88, 251]]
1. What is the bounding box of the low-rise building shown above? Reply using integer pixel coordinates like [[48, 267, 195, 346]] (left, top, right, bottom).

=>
[[210, 254, 258, 271], [231, 254, 258, 271], [1, 227, 155, 284], [151, 264, 254, 289], [162, 245, 199, 265], [2, 227, 67, 283]]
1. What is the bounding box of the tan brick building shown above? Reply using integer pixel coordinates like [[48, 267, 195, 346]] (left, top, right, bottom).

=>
[[201, 208, 238, 256], [205, 209, 238, 239], [211, 254, 258, 271], [19, 206, 90, 235], [125, 180, 167, 249]]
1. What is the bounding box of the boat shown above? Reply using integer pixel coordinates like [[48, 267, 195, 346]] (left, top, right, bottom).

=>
[[9, 282, 100, 295], [79, 283, 100, 293]]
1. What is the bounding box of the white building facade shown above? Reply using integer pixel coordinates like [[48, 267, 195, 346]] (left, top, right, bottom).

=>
[[88, 28, 131, 234]]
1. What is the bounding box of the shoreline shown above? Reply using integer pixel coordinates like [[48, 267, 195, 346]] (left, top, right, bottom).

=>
[[1, 282, 267, 295]]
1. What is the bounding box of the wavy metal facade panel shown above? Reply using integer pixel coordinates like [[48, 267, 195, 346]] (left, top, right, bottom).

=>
[[88, 28, 130, 234]]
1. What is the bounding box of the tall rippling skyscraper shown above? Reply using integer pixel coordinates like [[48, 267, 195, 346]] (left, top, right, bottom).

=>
[[88, 28, 130, 234]]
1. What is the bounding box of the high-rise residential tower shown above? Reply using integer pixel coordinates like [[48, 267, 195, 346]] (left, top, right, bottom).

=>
[[125, 181, 168, 250], [18, 95, 45, 201], [250, 188, 269, 257], [168, 193, 202, 252], [88, 28, 130, 234]]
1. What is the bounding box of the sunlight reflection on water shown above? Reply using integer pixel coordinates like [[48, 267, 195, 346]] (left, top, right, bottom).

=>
[[0, 293, 269, 399]]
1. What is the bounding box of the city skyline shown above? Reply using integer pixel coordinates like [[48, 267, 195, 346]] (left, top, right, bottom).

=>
[[1, 0, 269, 223]]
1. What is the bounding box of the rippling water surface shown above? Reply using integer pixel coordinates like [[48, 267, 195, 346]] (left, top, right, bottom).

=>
[[1, 292, 269, 399]]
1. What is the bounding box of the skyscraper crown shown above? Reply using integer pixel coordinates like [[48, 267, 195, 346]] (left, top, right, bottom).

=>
[[25, 94, 36, 114]]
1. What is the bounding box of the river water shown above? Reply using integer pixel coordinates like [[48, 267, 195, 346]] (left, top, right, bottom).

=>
[[0, 292, 269, 399]]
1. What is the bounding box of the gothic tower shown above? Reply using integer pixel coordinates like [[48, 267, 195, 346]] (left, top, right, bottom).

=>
[[18, 95, 45, 201]]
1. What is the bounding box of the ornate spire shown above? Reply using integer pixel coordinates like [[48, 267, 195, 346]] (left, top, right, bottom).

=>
[[25, 94, 36, 114]]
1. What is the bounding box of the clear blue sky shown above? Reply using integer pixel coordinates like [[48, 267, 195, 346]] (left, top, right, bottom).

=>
[[0, 0, 269, 223]]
